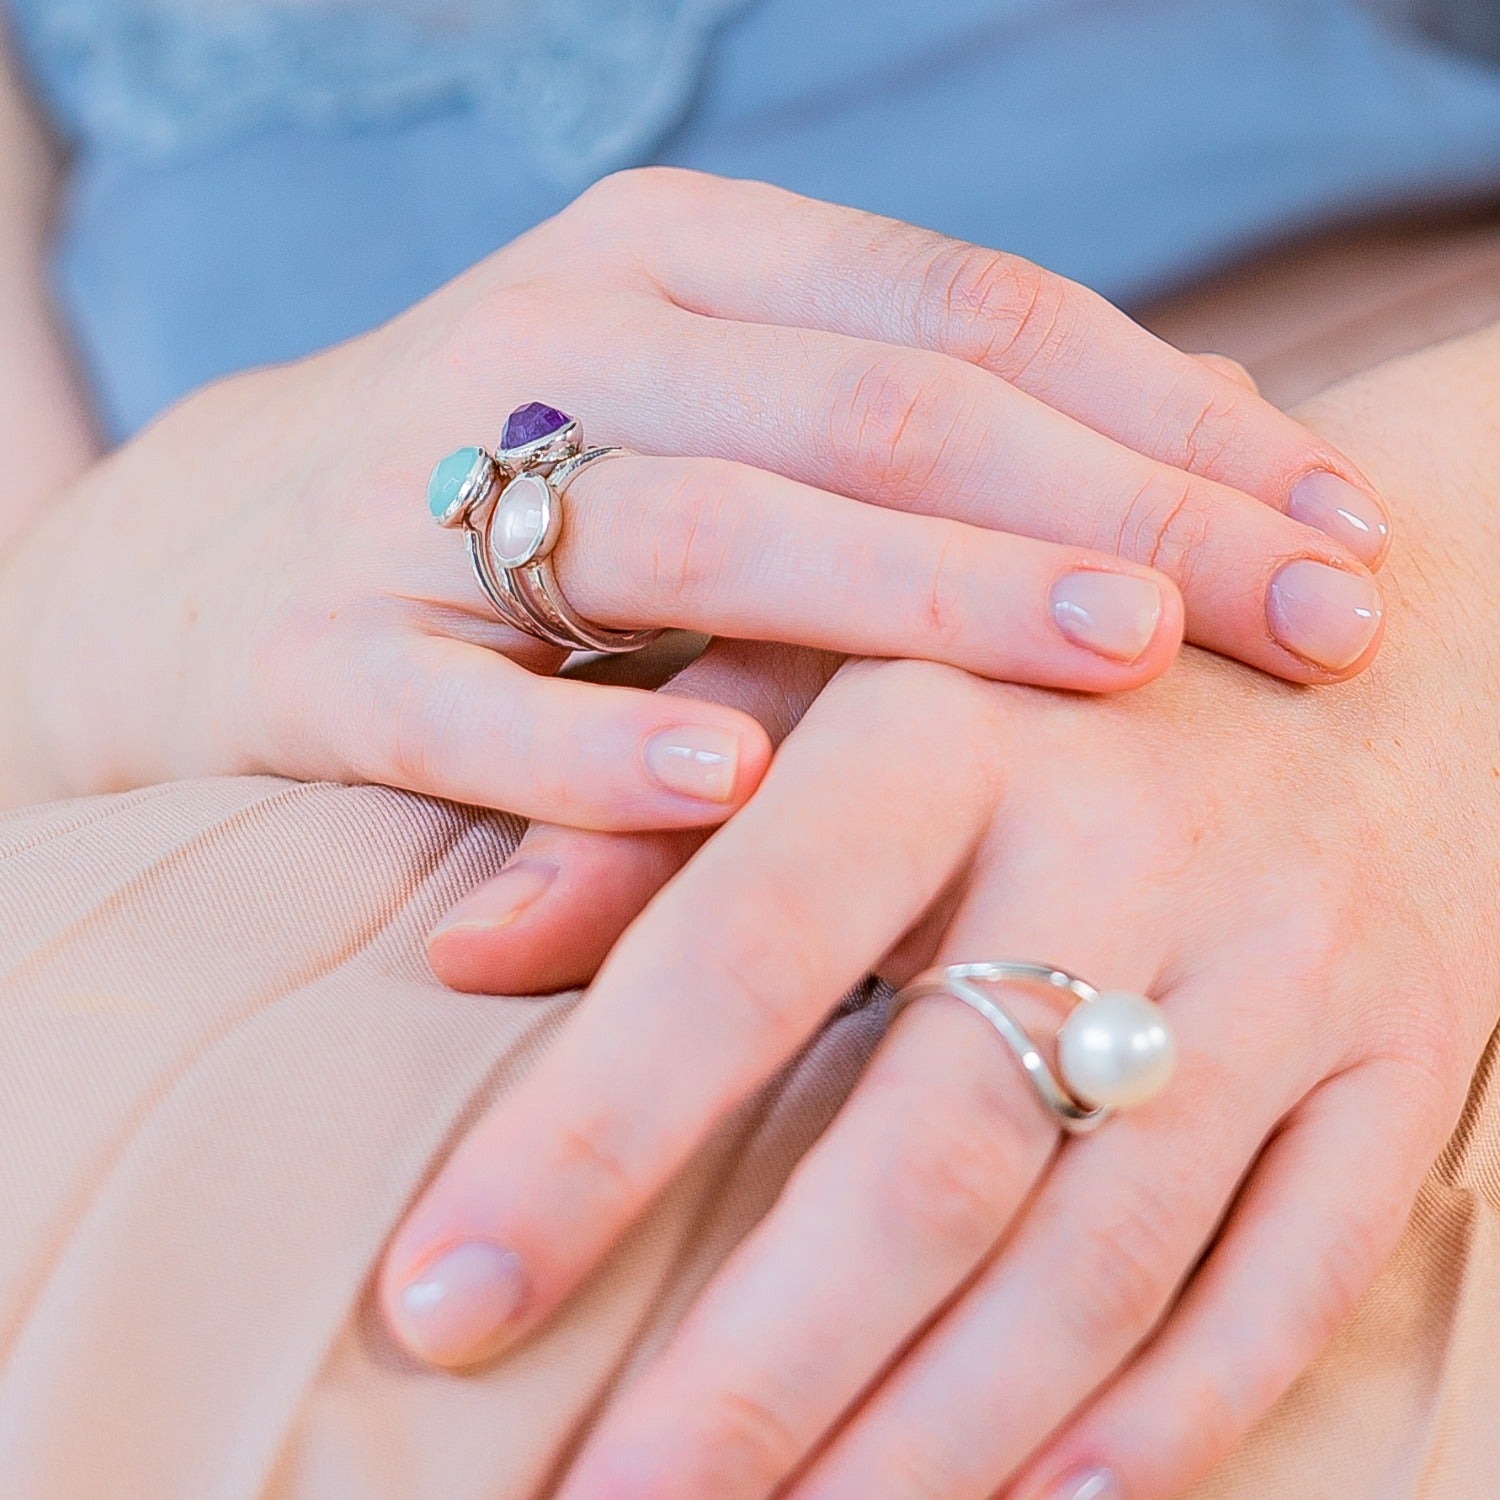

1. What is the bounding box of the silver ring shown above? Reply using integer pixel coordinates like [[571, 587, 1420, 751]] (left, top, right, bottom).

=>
[[891, 961, 1176, 1135], [427, 403, 662, 655]]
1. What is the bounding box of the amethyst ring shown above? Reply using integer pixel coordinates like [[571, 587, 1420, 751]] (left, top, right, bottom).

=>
[[428, 402, 661, 655]]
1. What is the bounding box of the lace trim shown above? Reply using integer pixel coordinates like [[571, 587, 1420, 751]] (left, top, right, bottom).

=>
[[7, 0, 750, 176]]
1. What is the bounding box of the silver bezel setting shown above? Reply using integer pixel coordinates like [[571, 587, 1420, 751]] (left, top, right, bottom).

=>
[[488, 471, 562, 569], [436, 447, 501, 529], [496, 415, 581, 473]]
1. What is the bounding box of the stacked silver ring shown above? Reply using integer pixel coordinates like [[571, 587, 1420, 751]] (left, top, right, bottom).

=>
[[429, 402, 661, 655]]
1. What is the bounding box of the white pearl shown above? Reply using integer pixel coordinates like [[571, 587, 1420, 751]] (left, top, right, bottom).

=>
[[1057, 990, 1176, 1110], [490, 472, 552, 567]]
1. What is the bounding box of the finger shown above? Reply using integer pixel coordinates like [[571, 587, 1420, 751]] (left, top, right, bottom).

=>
[[554, 455, 1184, 690], [593, 169, 1388, 564], [427, 825, 700, 995], [550, 986, 1062, 1500], [1010, 1059, 1449, 1500], [591, 324, 1384, 683], [1191, 352, 1260, 395], [339, 633, 772, 829], [794, 971, 1314, 1500], [429, 643, 837, 995], [380, 659, 997, 1368]]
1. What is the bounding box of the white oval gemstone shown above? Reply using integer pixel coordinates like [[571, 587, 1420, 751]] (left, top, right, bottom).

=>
[[490, 472, 553, 568], [1057, 990, 1176, 1110]]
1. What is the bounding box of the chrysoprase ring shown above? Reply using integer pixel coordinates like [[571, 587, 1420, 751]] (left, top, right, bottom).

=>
[[427, 402, 660, 655]]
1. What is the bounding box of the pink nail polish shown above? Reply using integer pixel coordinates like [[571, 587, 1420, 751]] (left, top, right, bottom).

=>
[[429, 859, 557, 941], [1051, 571, 1163, 662], [1288, 472, 1390, 566], [397, 1240, 527, 1367], [1267, 560, 1383, 671], [643, 726, 740, 802]]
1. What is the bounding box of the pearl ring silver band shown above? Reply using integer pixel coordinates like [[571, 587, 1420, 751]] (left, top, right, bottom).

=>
[[427, 402, 662, 655], [891, 962, 1176, 1134]]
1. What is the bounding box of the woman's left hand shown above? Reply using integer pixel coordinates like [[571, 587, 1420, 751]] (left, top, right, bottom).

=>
[[379, 331, 1500, 1500]]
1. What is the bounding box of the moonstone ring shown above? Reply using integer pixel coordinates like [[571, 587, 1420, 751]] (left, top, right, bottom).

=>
[[891, 962, 1176, 1134], [427, 402, 661, 655]]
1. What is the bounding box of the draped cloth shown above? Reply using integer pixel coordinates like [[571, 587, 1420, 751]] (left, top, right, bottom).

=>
[[1, 764, 1499, 1499]]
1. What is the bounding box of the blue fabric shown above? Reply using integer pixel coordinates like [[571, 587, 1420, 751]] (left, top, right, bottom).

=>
[[8, 0, 1500, 439], [5, 0, 752, 181]]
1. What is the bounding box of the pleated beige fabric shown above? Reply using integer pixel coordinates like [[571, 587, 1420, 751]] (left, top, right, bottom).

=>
[[0, 774, 1498, 1500], [5, 220, 1500, 1500], [0, 778, 890, 1500]]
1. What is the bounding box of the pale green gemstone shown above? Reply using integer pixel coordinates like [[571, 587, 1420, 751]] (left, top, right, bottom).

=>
[[427, 446, 483, 521]]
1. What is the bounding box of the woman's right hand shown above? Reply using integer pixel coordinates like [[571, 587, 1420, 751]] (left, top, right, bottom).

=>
[[0, 168, 1389, 824]]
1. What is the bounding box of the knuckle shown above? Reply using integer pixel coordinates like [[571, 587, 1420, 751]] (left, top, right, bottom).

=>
[[1156, 376, 1250, 475], [553, 1109, 644, 1215], [826, 657, 1009, 800], [1362, 1025, 1460, 1125], [696, 1388, 801, 1491], [1267, 871, 1361, 997], [373, 654, 464, 791], [916, 531, 972, 650], [826, 654, 983, 737], [1303, 1211, 1392, 1343], [867, 1089, 1023, 1255], [823, 349, 978, 502], [1065, 1184, 1182, 1340], [1179, 1366, 1256, 1463], [867, 1437, 956, 1500], [689, 898, 826, 1053], [917, 243, 1072, 378], [1197, 352, 1259, 394], [635, 461, 742, 615], [571, 164, 692, 219], [1111, 469, 1209, 577]]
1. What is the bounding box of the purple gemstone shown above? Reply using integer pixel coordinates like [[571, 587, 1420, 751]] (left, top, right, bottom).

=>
[[501, 402, 572, 450]]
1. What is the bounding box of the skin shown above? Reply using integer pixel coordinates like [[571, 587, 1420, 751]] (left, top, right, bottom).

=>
[[0, 40, 99, 544], [0, 39, 1445, 1495], [0, 150, 1393, 819], [389, 324, 1500, 1500]]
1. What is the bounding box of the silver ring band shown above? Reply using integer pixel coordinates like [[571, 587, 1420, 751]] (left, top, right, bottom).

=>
[[493, 448, 662, 654], [428, 404, 661, 655], [891, 961, 1175, 1135]]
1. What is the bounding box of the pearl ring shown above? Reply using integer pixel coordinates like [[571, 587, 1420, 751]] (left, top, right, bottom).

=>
[[891, 962, 1176, 1134]]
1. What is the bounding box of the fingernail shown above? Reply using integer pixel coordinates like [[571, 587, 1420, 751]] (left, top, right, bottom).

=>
[[1289, 471, 1391, 566], [643, 726, 740, 803], [396, 1241, 527, 1367], [1048, 1466, 1122, 1500], [1051, 571, 1163, 662], [429, 859, 558, 941], [1267, 559, 1383, 671]]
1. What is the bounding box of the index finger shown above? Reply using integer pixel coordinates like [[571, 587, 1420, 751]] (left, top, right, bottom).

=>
[[379, 660, 996, 1368], [596, 169, 1389, 565]]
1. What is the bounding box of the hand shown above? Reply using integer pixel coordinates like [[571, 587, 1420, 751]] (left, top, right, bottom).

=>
[[380, 326, 1500, 1499], [1, 169, 1387, 819]]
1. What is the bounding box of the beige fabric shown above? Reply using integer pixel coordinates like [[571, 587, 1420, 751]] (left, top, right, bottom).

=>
[[4, 222, 1500, 1499], [0, 780, 887, 1499], [0, 773, 1497, 1500]]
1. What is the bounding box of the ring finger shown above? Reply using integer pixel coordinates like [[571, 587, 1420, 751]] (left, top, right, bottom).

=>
[[540, 453, 1184, 688], [792, 970, 1320, 1500]]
